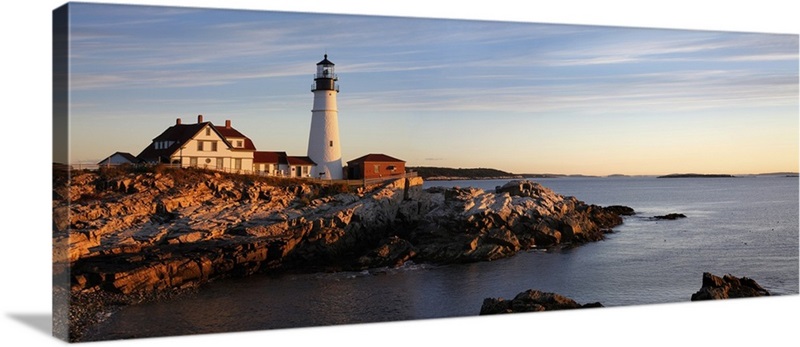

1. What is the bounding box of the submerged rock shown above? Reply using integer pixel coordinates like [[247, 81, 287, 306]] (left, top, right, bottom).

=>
[[653, 213, 687, 220], [480, 289, 603, 314], [690, 272, 770, 300]]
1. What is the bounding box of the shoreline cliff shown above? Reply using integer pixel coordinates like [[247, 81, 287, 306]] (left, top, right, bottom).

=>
[[53, 166, 632, 341]]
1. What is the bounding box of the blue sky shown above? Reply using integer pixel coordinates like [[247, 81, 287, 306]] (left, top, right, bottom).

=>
[[66, 2, 799, 175]]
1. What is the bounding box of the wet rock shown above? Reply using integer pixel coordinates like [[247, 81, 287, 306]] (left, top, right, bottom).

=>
[[604, 205, 636, 216], [480, 289, 604, 314], [690, 272, 770, 300], [355, 236, 417, 269], [653, 213, 687, 220]]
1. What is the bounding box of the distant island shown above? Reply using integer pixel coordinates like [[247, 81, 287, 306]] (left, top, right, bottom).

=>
[[657, 173, 735, 178], [409, 167, 795, 180]]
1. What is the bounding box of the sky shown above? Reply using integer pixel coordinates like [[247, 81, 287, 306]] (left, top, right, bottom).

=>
[[64, 2, 799, 176]]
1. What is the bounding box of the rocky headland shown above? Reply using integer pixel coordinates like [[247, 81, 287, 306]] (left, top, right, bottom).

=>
[[53, 166, 631, 341]]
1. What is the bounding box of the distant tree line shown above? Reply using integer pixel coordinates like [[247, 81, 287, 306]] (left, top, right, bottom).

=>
[[408, 166, 517, 179]]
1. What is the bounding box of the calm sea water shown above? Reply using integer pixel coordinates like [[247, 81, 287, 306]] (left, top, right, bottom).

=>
[[87, 176, 799, 340]]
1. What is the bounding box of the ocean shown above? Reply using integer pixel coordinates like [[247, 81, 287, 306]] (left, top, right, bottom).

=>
[[85, 176, 799, 340]]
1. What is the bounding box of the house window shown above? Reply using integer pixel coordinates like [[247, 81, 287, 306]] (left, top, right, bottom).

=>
[[154, 142, 160, 150], [234, 158, 242, 170], [205, 128, 211, 136], [373, 165, 380, 173], [189, 157, 198, 167], [197, 141, 204, 151], [211, 141, 217, 151], [236, 140, 243, 148], [329, 141, 333, 147], [216, 158, 224, 170]]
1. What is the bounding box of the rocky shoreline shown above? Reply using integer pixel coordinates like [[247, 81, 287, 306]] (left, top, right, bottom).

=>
[[53, 166, 631, 341]]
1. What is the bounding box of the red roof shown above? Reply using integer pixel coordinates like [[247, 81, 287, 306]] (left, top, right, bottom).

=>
[[287, 156, 316, 166], [215, 125, 256, 150], [347, 153, 405, 164], [254, 151, 288, 164]]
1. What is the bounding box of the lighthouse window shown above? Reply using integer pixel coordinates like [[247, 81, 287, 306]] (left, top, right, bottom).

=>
[[329, 141, 333, 147]]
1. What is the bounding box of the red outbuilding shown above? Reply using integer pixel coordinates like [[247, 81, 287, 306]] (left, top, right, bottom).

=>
[[346, 153, 406, 180]]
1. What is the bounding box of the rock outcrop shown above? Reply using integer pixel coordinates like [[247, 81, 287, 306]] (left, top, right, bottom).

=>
[[54, 169, 631, 296], [410, 180, 626, 263], [480, 289, 603, 314], [690, 272, 770, 300], [653, 213, 687, 220]]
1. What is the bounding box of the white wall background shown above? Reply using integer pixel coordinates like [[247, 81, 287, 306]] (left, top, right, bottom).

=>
[[1, 1, 797, 347]]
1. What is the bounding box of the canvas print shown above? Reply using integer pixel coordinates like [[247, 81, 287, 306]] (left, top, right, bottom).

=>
[[52, 2, 799, 342]]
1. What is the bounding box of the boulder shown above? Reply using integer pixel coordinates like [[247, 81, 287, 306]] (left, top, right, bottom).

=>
[[690, 272, 770, 300], [480, 289, 603, 314], [355, 236, 417, 269]]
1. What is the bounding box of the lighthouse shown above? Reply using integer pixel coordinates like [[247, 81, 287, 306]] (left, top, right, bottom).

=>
[[307, 54, 343, 180]]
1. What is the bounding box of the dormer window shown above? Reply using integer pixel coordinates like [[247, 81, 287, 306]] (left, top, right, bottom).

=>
[[236, 140, 243, 148]]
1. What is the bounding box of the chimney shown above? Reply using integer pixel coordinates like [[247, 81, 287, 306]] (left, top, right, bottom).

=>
[[197, 114, 204, 123], [176, 118, 182, 125], [225, 120, 231, 129]]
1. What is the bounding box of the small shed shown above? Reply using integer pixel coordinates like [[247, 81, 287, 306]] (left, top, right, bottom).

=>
[[346, 153, 405, 180]]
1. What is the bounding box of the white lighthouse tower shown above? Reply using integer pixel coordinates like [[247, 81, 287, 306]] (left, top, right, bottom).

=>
[[307, 54, 343, 180]]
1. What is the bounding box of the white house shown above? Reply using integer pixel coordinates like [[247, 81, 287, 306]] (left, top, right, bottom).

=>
[[136, 115, 316, 176], [137, 115, 255, 173]]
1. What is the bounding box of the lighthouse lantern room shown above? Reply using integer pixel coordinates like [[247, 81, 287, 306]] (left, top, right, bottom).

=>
[[307, 54, 343, 180]]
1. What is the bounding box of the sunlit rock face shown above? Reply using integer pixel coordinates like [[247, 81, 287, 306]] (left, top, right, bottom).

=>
[[56, 169, 628, 296]]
